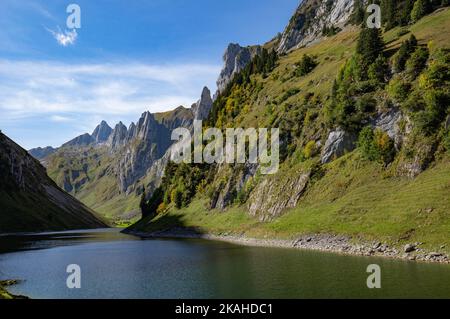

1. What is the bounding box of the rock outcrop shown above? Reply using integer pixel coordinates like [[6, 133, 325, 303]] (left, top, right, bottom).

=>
[[216, 43, 261, 94], [277, 0, 355, 53], [210, 163, 259, 210], [248, 171, 311, 221], [371, 108, 406, 149], [321, 129, 357, 164]]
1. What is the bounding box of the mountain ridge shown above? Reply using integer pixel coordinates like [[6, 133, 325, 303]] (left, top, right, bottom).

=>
[[0, 132, 106, 233], [38, 86, 213, 224]]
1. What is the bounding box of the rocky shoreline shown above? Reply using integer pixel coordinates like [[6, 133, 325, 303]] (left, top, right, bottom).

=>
[[0, 280, 28, 299], [124, 228, 449, 264]]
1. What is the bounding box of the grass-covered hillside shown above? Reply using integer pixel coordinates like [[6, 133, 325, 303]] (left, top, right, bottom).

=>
[[128, 7, 450, 254], [46, 144, 141, 227]]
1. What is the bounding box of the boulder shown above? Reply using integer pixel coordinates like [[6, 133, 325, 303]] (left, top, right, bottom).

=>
[[320, 129, 356, 164], [372, 108, 404, 148], [404, 244, 416, 253]]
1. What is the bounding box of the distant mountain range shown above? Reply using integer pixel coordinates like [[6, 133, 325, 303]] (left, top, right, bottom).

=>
[[27, 87, 213, 224]]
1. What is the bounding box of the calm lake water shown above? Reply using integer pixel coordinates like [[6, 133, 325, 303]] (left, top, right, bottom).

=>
[[0, 228, 449, 299]]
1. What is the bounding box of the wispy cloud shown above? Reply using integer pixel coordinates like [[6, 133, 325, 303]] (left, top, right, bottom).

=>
[[0, 59, 219, 148], [50, 115, 72, 122], [0, 59, 220, 121], [46, 27, 78, 46]]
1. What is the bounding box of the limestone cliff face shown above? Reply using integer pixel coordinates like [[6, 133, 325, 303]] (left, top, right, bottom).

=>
[[117, 87, 213, 193], [92, 120, 113, 144], [277, 0, 355, 53], [109, 122, 128, 150], [216, 43, 262, 94], [192, 87, 213, 120], [0, 132, 106, 233], [248, 171, 311, 221], [117, 112, 172, 193]]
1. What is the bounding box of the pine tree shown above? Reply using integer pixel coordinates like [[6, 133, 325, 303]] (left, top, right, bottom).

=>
[[399, 0, 415, 25], [393, 35, 418, 72], [381, 0, 398, 30], [356, 28, 385, 71], [411, 0, 432, 22], [368, 55, 389, 84], [351, 0, 365, 25], [139, 186, 148, 219]]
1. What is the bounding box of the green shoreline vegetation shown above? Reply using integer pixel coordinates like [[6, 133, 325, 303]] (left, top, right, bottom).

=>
[[0, 280, 27, 299]]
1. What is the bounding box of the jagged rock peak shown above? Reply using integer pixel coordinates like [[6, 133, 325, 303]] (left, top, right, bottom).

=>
[[92, 120, 113, 144], [109, 121, 128, 149], [192, 86, 213, 120], [277, 0, 355, 53], [216, 43, 262, 94], [136, 111, 156, 136], [127, 122, 136, 140]]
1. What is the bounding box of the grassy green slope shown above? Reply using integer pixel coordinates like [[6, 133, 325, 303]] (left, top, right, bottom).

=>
[[46, 146, 140, 226], [131, 153, 450, 253], [129, 8, 450, 254]]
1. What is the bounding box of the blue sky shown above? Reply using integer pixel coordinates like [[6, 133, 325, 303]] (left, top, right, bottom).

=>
[[0, 0, 299, 149]]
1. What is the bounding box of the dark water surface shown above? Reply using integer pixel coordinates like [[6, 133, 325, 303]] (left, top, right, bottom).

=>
[[0, 228, 449, 299]]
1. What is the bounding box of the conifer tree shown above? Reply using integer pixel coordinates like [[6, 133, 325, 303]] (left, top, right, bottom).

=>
[[140, 186, 148, 219], [351, 0, 365, 25], [399, 0, 415, 25], [411, 0, 432, 22], [381, 0, 398, 30], [356, 28, 385, 71]]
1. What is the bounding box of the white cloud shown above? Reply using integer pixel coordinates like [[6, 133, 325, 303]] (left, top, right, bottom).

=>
[[47, 27, 77, 46], [0, 59, 220, 121], [50, 115, 71, 122]]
